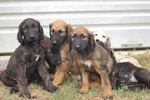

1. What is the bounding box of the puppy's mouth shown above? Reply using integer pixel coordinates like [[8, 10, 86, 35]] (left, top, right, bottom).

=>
[[51, 37, 66, 46], [25, 37, 40, 43], [95, 40, 104, 45], [51, 40, 61, 46], [73, 45, 87, 54]]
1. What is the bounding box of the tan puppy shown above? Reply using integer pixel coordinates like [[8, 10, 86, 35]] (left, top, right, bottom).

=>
[[49, 20, 72, 86], [70, 26, 113, 99]]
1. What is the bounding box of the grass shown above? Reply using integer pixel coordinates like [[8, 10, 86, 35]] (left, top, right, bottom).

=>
[[0, 50, 150, 100]]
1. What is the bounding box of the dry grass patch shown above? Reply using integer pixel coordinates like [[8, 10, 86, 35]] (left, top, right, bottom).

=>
[[0, 50, 150, 100]]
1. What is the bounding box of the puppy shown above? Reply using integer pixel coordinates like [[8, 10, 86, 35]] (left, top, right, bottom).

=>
[[70, 26, 113, 99], [0, 18, 58, 98], [111, 62, 150, 90], [49, 20, 72, 86], [94, 31, 111, 49]]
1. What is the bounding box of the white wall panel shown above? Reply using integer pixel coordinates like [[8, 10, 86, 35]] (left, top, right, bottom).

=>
[[0, 0, 150, 53]]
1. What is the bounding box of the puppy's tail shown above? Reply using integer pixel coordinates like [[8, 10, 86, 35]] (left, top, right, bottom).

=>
[[134, 68, 150, 88]]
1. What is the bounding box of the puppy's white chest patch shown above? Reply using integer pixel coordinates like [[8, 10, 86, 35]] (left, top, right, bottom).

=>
[[35, 54, 40, 62], [84, 60, 92, 68]]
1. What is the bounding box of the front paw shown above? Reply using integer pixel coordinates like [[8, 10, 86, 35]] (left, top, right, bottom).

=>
[[103, 92, 113, 100], [10, 87, 19, 94], [79, 87, 89, 94], [18, 91, 31, 98], [102, 96, 113, 100], [47, 85, 59, 93]]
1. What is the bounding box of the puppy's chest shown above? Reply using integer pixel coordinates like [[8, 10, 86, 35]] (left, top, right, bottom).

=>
[[27, 51, 43, 62], [83, 60, 92, 68], [78, 60, 94, 71]]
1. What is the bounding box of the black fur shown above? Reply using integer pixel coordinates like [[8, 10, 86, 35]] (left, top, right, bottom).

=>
[[0, 18, 58, 98]]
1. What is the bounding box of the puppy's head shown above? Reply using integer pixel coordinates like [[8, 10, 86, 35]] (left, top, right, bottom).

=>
[[94, 31, 111, 48], [70, 26, 95, 54], [17, 18, 44, 43], [49, 20, 72, 46]]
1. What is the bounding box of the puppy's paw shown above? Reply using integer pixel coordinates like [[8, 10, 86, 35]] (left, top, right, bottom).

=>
[[103, 92, 113, 100], [79, 87, 89, 94], [18, 91, 31, 98], [47, 85, 59, 93], [10, 87, 19, 94], [102, 96, 113, 100]]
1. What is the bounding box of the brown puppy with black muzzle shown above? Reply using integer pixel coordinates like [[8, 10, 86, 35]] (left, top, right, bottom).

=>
[[70, 26, 113, 99], [49, 20, 73, 86]]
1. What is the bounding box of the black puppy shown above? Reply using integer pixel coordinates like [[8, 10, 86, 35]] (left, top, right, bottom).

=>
[[111, 62, 148, 89], [0, 18, 58, 98]]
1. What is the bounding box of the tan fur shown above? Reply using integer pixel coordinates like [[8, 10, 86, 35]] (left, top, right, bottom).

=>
[[49, 20, 72, 86], [70, 26, 113, 99]]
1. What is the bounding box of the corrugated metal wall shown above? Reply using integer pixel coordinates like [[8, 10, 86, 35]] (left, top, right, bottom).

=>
[[0, 0, 150, 53]]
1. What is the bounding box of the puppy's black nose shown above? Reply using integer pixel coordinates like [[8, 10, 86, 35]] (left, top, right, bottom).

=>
[[57, 60, 61, 64], [30, 34, 34, 38], [75, 44, 80, 48], [52, 40, 57, 44], [96, 39, 100, 42]]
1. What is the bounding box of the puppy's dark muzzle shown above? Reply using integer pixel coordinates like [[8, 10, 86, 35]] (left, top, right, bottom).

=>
[[75, 44, 80, 49], [56, 60, 61, 65], [30, 34, 35, 39], [73, 44, 82, 52], [52, 40, 58, 45], [51, 34, 61, 46]]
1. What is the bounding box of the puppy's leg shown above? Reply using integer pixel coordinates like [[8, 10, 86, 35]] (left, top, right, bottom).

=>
[[0, 70, 17, 86], [45, 55, 56, 74], [100, 70, 112, 99], [37, 63, 59, 92], [16, 64, 31, 98], [80, 68, 89, 93], [89, 72, 101, 88], [95, 65, 113, 99], [52, 60, 70, 86]]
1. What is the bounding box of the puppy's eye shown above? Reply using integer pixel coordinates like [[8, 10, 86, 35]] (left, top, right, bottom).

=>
[[23, 25, 29, 30], [32, 24, 38, 30], [22, 26, 28, 33], [51, 28, 54, 33], [32, 24, 35, 28], [95, 34, 98, 36], [59, 29, 65, 33], [102, 35, 106, 38], [71, 35, 76, 40], [82, 36, 87, 40]]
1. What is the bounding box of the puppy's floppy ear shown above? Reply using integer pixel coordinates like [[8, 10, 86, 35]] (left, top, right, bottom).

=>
[[49, 23, 53, 38], [66, 24, 73, 42], [37, 21, 44, 39], [68, 32, 73, 51], [66, 24, 73, 34], [17, 21, 24, 43], [89, 33, 96, 52], [106, 36, 111, 49]]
